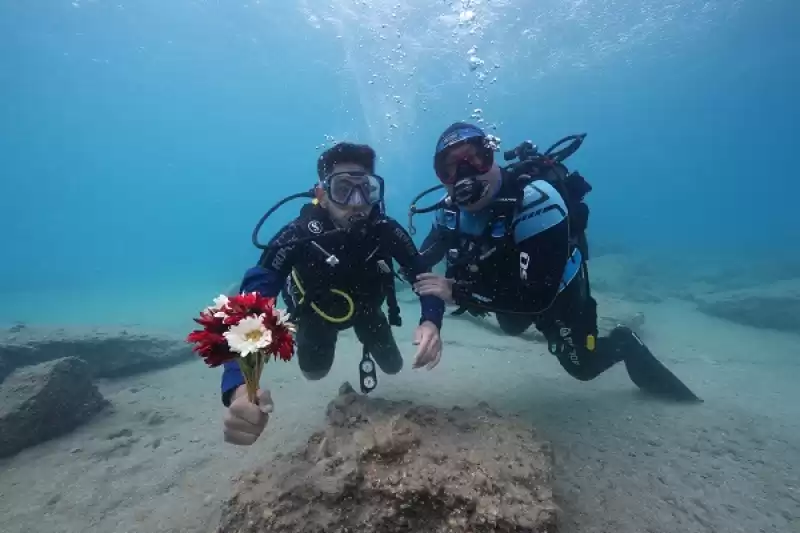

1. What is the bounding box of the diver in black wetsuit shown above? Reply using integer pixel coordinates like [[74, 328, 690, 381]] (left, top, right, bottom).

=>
[[221, 142, 446, 446], [409, 122, 700, 402]]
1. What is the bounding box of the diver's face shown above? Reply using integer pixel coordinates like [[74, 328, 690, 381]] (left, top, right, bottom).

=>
[[322, 162, 374, 227], [443, 161, 502, 212]]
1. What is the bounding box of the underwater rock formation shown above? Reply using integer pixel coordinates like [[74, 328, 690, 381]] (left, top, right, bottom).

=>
[[0, 324, 193, 383], [218, 383, 560, 533], [0, 357, 109, 458], [682, 278, 800, 334], [695, 294, 800, 334]]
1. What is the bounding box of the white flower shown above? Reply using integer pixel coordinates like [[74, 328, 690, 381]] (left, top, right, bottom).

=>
[[273, 307, 290, 325], [273, 307, 296, 332], [223, 314, 273, 357], [212, 294, 229, 309], [205, 294, 230, 317]]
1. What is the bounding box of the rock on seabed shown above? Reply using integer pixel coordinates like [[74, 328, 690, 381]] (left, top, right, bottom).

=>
[[218, 382, 560, 533], [0, 324, 193, 383], [0, 357, 109, 458]]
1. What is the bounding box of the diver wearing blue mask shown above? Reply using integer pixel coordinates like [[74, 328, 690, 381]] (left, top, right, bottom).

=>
[[408, 122, 700, 403]]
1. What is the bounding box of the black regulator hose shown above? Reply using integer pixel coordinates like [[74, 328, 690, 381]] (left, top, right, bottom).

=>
[[407, 184, 446, 235], [543, 133, 587, 162], [251, 190, 316, 250]]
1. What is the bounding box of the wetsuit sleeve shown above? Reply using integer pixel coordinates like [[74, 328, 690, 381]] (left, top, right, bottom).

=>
[[451, 180, 570, 313], [381, 217, 445, 330], [221, 222, 301, 406]]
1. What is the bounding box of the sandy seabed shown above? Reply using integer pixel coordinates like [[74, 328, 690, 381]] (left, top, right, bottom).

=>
[[0, 293, 798, 533]]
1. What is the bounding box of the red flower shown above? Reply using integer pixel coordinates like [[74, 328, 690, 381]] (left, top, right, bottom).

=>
[[186, 329, 236, 367], [186, 292, 296, 368], [224, 293, 276, 321], [271, 329, 295, 362], [201, 348, 236, 368], [193, 312, 228, 334]]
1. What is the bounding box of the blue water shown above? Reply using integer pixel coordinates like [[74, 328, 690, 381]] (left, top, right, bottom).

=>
[[2, 4, 800, 533], [1, 0, 798, 323]]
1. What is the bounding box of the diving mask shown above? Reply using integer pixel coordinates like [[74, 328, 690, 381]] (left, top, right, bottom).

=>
[[323, 171, 384, 207], [434, 129, 496, 184], [436, 136, 500, 206]]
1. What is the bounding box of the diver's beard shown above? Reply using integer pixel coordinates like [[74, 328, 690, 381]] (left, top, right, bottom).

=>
[[330, 208, 371, 229]]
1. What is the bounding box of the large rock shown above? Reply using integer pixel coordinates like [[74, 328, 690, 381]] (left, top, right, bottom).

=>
[[0, 357, 109, 458], [218, 383, 560, 533], [0, 324, 193, 383], [691, 279, 800, 334]]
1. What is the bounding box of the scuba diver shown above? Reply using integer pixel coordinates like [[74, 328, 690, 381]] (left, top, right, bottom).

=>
[[221, 142, 445, 446], [408, 122, 701, 403]]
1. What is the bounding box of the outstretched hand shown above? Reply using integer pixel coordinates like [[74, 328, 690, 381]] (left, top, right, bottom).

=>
[[413, 273, 455, 304], [412, 321, 442, 370], [223, 386, 273, 446]]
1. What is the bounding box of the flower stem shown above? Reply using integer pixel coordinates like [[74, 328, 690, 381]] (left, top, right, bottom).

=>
[[238, 357, 257, 404], [237, 351, 269, 404]]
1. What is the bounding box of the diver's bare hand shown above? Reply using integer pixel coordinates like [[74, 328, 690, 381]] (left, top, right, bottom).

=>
[[223, 385, 273, 446], [413, 320, 443, 370], [413, 273, 455, 304]]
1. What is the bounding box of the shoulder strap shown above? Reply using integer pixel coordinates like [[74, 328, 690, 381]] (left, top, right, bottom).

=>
[[434, 205, 461, 233]]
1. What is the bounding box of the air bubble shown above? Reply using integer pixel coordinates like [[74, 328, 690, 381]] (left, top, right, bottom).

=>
[[468, 56, 484, 71]]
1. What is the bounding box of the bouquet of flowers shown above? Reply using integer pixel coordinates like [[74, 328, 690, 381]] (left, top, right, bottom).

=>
[[187, 292, 296, 404]]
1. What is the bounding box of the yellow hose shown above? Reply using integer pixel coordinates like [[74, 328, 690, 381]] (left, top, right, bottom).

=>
[[290, 268, 354, 324]]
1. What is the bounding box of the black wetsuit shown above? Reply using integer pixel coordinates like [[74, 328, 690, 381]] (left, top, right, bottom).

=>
[[418, 167, 629, 382], [415, 165, 700, 402], [220, 204, 444, 406]]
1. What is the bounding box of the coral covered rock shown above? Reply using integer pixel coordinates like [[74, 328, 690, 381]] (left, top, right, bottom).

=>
[[218, 383, 560, 533]]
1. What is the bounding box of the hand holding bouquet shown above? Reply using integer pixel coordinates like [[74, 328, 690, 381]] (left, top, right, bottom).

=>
[[187, 292, 296, 403]]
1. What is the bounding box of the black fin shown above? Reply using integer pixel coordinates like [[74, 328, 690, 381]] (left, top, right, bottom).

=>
[[614, 327, 702, 403], [450, 306, 469, 316]]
